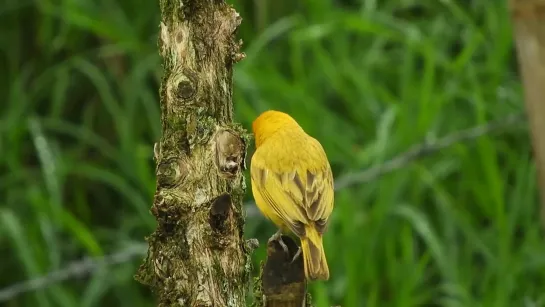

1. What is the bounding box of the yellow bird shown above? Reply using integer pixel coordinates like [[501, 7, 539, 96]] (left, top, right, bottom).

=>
[[250, 110, 334, 281]]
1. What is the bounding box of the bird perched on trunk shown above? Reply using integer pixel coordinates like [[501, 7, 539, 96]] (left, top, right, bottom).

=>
[[250, 110, 335, 281]]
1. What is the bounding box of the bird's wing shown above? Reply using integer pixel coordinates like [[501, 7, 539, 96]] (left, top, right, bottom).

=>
[[251, 147, 334, 236]]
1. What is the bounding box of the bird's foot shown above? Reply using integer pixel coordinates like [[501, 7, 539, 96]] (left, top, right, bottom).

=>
[[290, 247, 302, 263], [268, 230, 289, 254]]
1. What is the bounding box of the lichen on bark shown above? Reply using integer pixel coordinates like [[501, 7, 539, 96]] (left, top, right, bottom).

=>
[[135, 0, 251, 306]]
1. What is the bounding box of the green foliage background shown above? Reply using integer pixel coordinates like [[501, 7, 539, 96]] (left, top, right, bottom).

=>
[[1, 0, 543, 306]]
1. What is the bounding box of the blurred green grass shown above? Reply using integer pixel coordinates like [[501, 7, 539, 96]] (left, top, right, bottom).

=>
[[1, 0, 543, 306]]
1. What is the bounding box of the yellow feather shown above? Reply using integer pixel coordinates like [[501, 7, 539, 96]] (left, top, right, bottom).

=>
[[250, 110, 334, 281]]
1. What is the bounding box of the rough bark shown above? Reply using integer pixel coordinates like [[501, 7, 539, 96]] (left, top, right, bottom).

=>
[[134, 1, 254, 306], [509, 0, 545, 228]]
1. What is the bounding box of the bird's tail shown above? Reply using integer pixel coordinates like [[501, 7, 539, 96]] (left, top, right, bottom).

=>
[[301, 226, 329, 281]]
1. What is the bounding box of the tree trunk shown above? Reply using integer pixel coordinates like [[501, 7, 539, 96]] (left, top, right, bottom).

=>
[[135, 1, 252, 306], [509, 0, 545, 229]]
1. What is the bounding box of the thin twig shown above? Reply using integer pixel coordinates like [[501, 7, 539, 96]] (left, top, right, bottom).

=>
[[0, 113, 527, 302], [0, 244, 146, 303], [333, 112, 526, 190]]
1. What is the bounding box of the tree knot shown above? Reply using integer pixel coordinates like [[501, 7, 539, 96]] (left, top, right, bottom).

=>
[[214, 129, 245, 177]]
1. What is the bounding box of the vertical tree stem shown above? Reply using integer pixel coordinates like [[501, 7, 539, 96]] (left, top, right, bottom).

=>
[[135, 1, 252, 306]]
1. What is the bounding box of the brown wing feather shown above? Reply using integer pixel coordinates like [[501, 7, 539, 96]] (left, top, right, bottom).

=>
[[251, 153, 334, 237]]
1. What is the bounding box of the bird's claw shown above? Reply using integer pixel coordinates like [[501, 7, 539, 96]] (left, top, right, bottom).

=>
[[290, 247, 302, 263], [269, 230, 289, 254]]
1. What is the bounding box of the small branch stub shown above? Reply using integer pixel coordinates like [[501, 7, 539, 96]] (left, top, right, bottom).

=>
[[215, 129, 246, 177], [262, 235, 307, 307]]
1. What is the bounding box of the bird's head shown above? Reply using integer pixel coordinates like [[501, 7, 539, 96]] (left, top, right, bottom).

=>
[[252, 110, 301, 148]]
